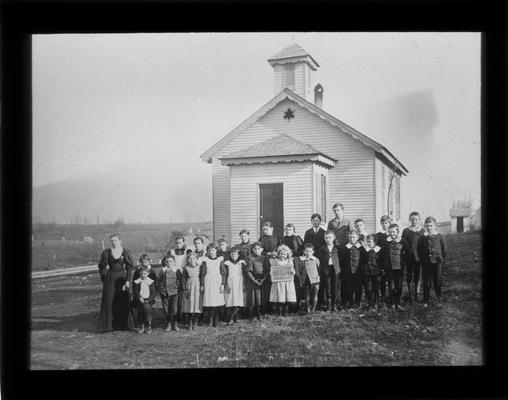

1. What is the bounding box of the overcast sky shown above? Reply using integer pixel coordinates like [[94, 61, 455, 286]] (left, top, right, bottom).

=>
[[33, 32, 480, 222]]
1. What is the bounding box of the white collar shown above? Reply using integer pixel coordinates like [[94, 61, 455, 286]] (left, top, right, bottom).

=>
[[386, 237, 402, 243], [227, 259, 244, 265], [346, 242, 362, 249], [423, 231, 438, 236], [134, 277, 153, 284], [299, 255, 317, 261], [364, 245, 381, 253], [408, 226, 421, 232]]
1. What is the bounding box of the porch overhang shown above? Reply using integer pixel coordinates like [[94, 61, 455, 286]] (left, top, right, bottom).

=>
[[220, 153, 336, 169]]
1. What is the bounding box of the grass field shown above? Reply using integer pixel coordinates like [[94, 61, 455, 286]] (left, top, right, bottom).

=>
[[30, 230, 482, 369], [31, 223, 212, 271]]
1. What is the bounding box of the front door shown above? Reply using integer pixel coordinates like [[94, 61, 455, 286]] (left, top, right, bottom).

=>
[[457, 216, 464, 233], [259, 183, 284, 238]]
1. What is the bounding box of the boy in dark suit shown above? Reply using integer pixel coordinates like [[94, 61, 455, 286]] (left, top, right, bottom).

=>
[[304, 213, 327, 309], [304, 213, 326, 252], [382, 223, 411, 310], [417, 216, 448, 308], [338, 229, 363, 309], [376, 215, 392, 305], [318, 230, 341, 312], [401, 211, 426, 302]]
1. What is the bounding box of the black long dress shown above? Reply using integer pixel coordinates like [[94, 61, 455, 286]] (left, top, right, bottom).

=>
[[97, 248, 135, 332]]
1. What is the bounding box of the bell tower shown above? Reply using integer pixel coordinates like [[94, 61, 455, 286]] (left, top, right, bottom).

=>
[[267, 42, 320, 101]]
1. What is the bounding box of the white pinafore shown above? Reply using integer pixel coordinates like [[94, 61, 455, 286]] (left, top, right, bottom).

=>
[[224, 260, 245, 307], [269, 257, 297, 303], [170, 249, 187, 271], [202, 256, 225, 307]]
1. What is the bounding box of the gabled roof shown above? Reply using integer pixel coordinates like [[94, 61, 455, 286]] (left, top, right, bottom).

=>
[[221, 134, 336, 161], [268, 42, 320, 68], [200, 88, 409, 175]]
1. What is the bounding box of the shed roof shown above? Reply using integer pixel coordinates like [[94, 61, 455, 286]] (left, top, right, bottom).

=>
[[221, 134, 336, 161]]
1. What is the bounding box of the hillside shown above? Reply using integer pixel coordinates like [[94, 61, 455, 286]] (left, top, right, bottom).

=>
[[32, 170, 212, 224]]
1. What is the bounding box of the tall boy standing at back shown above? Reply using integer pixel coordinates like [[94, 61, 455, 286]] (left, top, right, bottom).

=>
[[327, 203, 353, 247], [401, 212, 426, 302], [318, 230, 341, 312]]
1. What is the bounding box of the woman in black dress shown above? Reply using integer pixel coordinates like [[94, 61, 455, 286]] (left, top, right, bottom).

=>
[[97, 234, 135, 332]]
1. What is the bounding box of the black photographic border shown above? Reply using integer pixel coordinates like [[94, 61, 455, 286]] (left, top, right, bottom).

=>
[[1, 0, 506, 399]]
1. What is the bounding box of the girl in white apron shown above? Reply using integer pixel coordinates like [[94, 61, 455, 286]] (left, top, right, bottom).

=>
[[199, 243, 226, 327], [224, 246, 245, 324], [269, 244, 297, 317]]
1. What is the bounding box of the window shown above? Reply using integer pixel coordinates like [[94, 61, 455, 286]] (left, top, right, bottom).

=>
[[396, 174, 401, 220], [321, 174, 327, 221], [285, 64, 295, 87]]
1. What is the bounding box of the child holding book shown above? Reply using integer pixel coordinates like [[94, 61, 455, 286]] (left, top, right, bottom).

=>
[[269, 244, 297, 316], [295, 243, 320, 314], [282, 223, 304, 308], [417, 216, 448, 308]]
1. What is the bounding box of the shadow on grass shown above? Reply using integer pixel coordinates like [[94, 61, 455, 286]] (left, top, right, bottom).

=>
[[31, 309, 176, 333], [32, 312, 100, 333]]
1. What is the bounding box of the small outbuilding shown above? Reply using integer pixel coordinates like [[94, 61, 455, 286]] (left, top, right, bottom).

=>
[[201, 43, 408, 242], [450, 206, 473, 233]]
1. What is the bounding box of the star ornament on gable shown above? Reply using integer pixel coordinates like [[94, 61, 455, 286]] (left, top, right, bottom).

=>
[[283, 108, 295, 121]]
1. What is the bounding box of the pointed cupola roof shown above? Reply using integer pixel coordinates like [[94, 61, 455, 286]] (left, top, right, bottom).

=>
[[268, 42, 320, 70]]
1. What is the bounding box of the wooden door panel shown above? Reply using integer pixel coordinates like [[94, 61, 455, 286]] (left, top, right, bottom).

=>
[[259, 183, 284, 238]]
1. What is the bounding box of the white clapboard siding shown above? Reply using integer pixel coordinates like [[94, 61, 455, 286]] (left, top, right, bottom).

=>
[[212, 158, 231, 242], [273, 64, 285, 96], [375, 157, 385, 231], [229, 163, 313, 242], [294, 63, 306, 99], [213, 99, 377, 232]]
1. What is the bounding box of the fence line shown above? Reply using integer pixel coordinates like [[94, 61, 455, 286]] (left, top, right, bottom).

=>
[[32, 265, 97, 279]]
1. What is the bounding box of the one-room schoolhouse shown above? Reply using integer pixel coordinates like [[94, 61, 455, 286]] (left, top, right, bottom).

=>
[[201, 43, 408, 242]]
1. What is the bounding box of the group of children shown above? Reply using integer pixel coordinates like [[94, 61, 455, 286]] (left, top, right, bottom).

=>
[[130, 203, 448, 334]]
